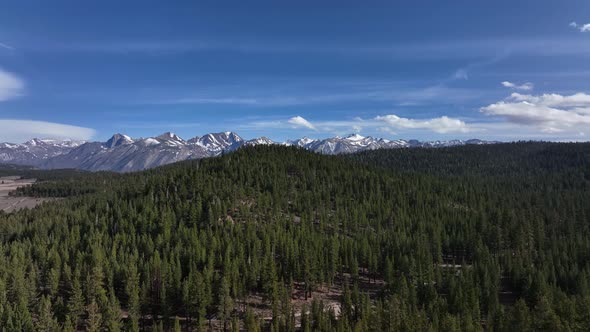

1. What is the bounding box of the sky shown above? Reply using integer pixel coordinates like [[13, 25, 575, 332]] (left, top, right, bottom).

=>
[[1, 0, 590, 143]]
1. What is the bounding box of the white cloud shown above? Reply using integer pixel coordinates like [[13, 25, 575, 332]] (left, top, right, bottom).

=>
[[241, 114, 470, 136], [480, 92, 590, 135], [569, 21, 590, 32], [501, 81, 534, 91], [0, 68, 24, 101], [240, 107, 589, 140], [375, 114, 470, 134], [0, 120, 96, 143], [508, 92, 590, 107], [287, 116, 317, 131]]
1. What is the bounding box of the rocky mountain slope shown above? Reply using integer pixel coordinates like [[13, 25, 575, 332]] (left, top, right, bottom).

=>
[[0, 139, 84, 167], [0, 132, 496, 171]]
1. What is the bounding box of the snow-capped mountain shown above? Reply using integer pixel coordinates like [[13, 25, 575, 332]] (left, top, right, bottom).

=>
[[43, 132, 210, 172], [0, 132, 497, 172], [285, 137, 316, 147], [298, 134, 408, 154], [244, 136, 275, 146], [105, 133, 134, 148], [189, 132, 243, 153], [0, 138, 85, 166]]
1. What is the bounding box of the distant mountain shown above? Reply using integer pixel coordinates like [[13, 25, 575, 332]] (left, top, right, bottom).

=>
[[43, 133, 209, 172], [104, 133, 134, 148], [189, 131, 244, 153], [284, 134, 494, 153], [0, 132, 498, 171], [0, 139, 84, 167]]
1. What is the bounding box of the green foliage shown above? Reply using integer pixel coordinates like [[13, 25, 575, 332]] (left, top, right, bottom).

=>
[[0, 142, 588, 330]]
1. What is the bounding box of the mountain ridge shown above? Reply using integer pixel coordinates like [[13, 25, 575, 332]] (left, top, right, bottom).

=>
[[0, 132, 498, 171]]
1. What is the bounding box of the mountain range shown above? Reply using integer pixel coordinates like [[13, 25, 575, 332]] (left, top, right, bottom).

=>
[[0, 132, 495, 172]]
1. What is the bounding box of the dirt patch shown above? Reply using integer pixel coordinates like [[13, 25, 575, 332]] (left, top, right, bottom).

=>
[[0, 176, 53, 213], [241, 270, 385, 327]]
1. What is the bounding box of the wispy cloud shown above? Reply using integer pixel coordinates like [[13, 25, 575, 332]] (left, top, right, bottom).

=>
[[0, 42, 14, 50], [147, 81, 485, 108], [287, 116, 317, 131], [28, 37, 590, 59], [570, 21, 590, 32], [0, 68, 24, 101], [0, 119, 96, 143], [501, 81, 534, 91], [449, 52, 509, 82]]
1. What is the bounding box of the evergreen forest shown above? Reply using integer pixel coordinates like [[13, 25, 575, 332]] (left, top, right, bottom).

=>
[[0, 142, 589, 331]]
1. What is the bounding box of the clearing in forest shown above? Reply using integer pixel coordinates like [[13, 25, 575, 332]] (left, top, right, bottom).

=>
[[0, 176, 52, 212]]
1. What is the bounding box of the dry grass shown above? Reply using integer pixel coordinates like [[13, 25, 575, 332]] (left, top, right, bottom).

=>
[[0, 176, 53, 212]]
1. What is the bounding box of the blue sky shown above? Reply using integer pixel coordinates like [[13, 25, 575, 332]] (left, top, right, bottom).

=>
[[1, 0, 590, 142]]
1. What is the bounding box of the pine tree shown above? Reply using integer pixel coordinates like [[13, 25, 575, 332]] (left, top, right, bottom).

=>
[[510, 299, 531, 331], [67, 268, 84, 329], [301, 305, 311, 332], [103, 288, 122, 331], [245, 307, 260, 332], [126, 262, 141, 332], [36, 295, 58, 332], [62, 316, 76, 332], [86, 299, 102, 332], [218, 276, 234, 331]]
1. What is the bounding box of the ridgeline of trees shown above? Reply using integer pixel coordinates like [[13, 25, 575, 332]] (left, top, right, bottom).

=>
[[0, 142, 589, 331]]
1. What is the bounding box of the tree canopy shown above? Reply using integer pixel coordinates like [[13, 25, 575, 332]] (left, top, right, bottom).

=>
[[1, 142, 589, 331]]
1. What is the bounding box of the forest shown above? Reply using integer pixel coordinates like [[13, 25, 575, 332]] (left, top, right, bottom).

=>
[[0, 142, 589, 331]]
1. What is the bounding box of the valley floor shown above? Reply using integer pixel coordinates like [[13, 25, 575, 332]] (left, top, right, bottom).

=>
[[0, 176, 52, 212]]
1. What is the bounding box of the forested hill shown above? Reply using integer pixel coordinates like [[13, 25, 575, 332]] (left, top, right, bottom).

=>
[[351, 141, 590, 178], [1, 143, 589, 331]]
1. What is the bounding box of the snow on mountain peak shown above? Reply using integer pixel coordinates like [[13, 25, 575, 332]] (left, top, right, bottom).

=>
[[24, 138, 41, 146], [106, 133, 134, 148], [193, 132, 243, 151], [22, 138, 85, 148], [141, 138, 161, 146], [157, 132, 183, 141], [345, 133, 365, 141], [0, 131, 496, 171], [244, 136, 274, 146]]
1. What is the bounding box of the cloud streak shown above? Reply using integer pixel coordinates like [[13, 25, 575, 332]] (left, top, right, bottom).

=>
[[287, 116, 317, 131], [27, 36, 590, 59], [0, 42, 14, 50], [501, 81, 534, 91], [148, 83, 485, 108], [0, 68, 24, 101], [0, 120, 96, 143]]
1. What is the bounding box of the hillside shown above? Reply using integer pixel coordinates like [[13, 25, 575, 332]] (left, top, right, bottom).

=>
[[0, 143, 589, 331]]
